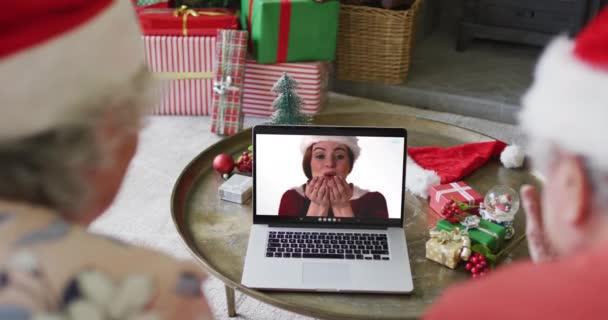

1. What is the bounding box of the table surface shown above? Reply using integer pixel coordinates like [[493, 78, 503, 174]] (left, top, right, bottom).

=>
[[171, 112, 541, 320]]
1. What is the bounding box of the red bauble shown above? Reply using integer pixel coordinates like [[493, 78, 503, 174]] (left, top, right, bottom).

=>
[[213, 153, 235, 174]]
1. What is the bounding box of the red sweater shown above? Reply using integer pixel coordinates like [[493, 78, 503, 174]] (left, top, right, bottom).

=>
[[424, 242, 608, 319], [278, 186, 389, 219]]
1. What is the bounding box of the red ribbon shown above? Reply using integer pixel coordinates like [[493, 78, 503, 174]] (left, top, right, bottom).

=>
[[277, 0, 291, 62], [247, 0, 254, 52], [247, 0, 291, 62]]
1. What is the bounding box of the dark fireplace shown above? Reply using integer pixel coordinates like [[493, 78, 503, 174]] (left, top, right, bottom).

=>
[[457, 0, 603, 50]]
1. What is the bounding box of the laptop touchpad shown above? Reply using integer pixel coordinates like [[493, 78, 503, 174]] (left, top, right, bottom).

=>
[[302, 263, 351, 288]]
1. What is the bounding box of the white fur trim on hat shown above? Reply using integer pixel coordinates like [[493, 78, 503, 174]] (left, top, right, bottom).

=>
[[405, 156, 440, 198], [520, 36, 608, 167], [300, 136, 361, 160], [0, 1, 145, 141]]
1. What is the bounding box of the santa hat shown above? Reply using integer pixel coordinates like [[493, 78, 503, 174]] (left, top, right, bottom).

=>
[[406, 141, 524, 198], [300, 136, 361, 160], [0, 1, 145, 141], [519, 7, 608, 169]]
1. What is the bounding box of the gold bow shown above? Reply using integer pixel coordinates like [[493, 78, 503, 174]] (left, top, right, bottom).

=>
[[430, 229, 467, 244], [173, 5, 228, 37], [430, 229, 472, 261]]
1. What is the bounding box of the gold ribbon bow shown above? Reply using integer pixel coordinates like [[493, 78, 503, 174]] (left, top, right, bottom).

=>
[[173, 5, 227, 37], [430, 229, 472, 261], [430, 229, 467, 244]]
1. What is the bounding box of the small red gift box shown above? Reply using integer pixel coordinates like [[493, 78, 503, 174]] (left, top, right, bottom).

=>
[[429, 181, 482, 216], [138, 6, 239, 36]]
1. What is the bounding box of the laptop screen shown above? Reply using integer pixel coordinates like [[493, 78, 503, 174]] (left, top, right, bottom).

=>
[[253, 125, 407, 227]]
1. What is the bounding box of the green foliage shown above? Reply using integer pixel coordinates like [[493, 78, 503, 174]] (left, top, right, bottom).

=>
[[269, 73, 312, 126], [471, 244, 497, 267]]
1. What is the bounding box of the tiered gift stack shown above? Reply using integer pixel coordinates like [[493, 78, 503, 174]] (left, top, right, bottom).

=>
[[424, 181, 521, 279], [133, 0, 337, 134]]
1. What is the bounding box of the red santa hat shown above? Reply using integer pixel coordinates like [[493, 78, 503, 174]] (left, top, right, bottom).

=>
[[406, 141, 524, 198], [520, 7, 608, 168], [300, 136, 361, 160], [0, 1, 145, 141]]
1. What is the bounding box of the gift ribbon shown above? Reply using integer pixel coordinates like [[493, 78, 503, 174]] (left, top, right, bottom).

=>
[[429, 229, 472, 263], [247, 0, 296, 62], [213, 76, 240, 95], [276, 0, 291, 62], [174, 5, 228, 37], [153, 71, 214, 80], [461, 215, 500, 244], [435, 182, 475, 205]]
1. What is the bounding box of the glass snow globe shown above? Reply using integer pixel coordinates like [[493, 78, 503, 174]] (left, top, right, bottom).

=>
[[480, 185, 520, 240]]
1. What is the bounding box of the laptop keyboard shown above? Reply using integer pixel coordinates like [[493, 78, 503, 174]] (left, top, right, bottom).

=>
[[265, 231, 390, 261]]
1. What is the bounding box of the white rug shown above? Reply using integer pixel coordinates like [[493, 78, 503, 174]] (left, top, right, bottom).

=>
[[90, 93, 522, 319]]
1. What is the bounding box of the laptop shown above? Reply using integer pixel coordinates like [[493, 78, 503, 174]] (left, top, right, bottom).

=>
[[241, 125, 413, 293]]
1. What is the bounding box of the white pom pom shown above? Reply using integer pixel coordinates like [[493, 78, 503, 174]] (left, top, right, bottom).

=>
[[500, 145, 525, 168]]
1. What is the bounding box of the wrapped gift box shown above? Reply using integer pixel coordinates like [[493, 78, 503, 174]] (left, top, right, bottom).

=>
[[437, 218, 506, 252], [219, 174, 253, 204], [429, 181, 483, 216], [425, 229, 470, 269], [242, 60, 329, 117], [426, 238, 462, 269], [138, 6, 239, 36], [241, 0, 340, 63], [210, 30, 248, 135], [143, 36, 217, 115]]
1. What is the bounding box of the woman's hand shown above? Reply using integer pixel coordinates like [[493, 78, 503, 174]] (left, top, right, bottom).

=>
[[329, 176, 354, 217], [305, 177, 330, 216], [521, 185, 557, 262]]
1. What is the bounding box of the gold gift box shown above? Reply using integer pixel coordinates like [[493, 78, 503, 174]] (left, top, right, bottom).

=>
[[425, 238, 463, 269]]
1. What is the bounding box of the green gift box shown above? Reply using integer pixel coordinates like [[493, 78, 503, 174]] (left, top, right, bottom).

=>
[[437, 218, 506, 252], [241, 0, 339, 64]]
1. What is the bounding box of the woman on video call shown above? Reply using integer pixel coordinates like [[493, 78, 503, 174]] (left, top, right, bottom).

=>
[[278, 136, 389, 219]]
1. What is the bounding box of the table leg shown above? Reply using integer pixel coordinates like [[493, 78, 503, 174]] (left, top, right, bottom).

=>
[[225, 285, 237, 317]]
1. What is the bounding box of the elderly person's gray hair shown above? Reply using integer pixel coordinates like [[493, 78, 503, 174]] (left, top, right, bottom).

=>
[[0, 68, 154, 216], [527, 137, 608, 210]]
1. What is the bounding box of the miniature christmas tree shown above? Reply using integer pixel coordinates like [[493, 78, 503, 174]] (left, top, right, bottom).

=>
[[269, 73, 312, 125]]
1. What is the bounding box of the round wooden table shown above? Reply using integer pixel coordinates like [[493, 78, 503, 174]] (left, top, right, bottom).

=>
[[171, 113, 541, 319]]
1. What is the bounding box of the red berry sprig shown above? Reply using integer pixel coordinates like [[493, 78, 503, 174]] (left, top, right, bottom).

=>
[[236, 151, 253, 172], [465, 252, 490, 279], [440, 199, 467, 224]]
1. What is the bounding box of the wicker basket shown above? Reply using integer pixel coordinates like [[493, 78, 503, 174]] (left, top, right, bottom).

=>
[[336, 0, 421, 84]]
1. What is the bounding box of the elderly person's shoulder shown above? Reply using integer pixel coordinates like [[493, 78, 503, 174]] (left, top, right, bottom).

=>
[[425, 244, 608, 320], [0, 200, 210, 319]]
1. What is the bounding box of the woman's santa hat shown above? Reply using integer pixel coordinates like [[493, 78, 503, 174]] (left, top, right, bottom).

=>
[[300, 136, 361, 160], [520, 7, 608, 169], [0, 1, 145, 141]]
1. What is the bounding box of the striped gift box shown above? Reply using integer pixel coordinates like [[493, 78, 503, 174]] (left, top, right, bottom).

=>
[[143, 36, 216, 115], [242, 60, 330, 118]]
